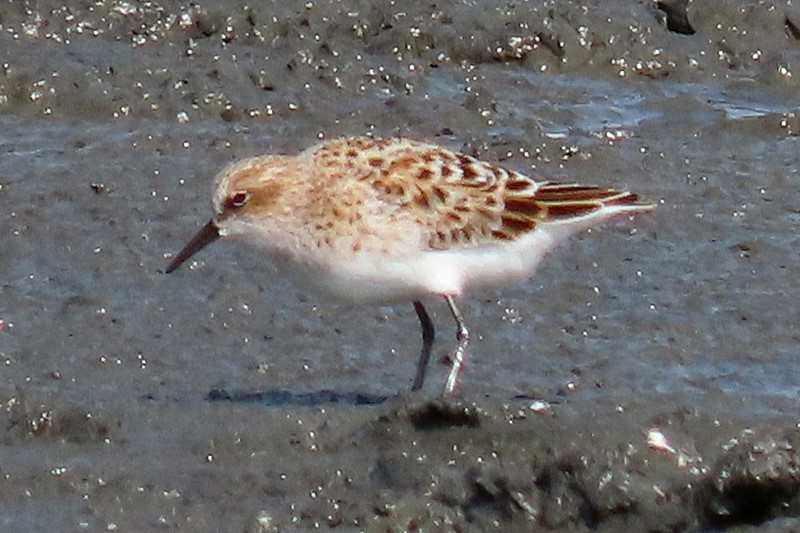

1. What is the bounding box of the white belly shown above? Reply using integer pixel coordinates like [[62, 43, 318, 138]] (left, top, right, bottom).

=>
[[269, 226, 560, 303]]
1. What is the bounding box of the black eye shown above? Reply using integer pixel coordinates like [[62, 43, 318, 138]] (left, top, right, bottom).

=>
[[228, 191, 249, 208]]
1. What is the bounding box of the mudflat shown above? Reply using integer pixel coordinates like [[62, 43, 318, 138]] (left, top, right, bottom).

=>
[[1, 1, 799, 530]]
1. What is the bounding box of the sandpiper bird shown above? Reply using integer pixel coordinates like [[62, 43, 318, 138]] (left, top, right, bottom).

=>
[[166, 136, 654, 394]]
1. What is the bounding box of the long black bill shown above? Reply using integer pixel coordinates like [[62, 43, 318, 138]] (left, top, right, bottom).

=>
[[165, 220, 220, 273]]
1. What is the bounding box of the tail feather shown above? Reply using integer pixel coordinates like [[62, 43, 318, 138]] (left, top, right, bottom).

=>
[[492, 181, 654, 242], [533, 183, 653, 219]]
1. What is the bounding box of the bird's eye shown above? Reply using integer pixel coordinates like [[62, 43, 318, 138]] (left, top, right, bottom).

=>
[[228, 191, 249, 208]]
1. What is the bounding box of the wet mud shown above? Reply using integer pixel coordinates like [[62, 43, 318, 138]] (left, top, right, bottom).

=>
[[2, 1, 800, 531]]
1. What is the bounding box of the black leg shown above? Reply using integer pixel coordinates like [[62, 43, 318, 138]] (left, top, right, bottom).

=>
[[411, 300, 435, 391], [443, 295, 470, 394]]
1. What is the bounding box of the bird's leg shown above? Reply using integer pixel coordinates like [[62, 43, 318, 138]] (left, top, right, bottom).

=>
[[411, 300, 435, 391], [443, 295, 470, 395]]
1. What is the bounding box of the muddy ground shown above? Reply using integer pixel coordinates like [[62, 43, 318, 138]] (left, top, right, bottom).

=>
[[2, 1, 800, 531]]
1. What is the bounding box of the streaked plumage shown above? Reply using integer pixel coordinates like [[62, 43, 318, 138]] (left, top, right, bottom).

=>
[[167, 136, 654, 393]]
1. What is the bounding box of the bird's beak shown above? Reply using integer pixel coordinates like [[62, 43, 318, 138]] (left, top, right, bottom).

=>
[[165, 220, 220, 273]]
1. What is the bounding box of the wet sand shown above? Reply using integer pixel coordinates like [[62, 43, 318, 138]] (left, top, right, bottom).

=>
[[2, 1, 800, 530]]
